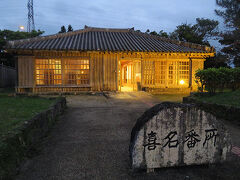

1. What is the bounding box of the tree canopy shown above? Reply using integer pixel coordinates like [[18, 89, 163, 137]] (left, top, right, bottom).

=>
[[59, 25, 74, 33], [59, 26, 66, 33], [0, 29, 44, 52], [215, 0, 240, 67], [204, 52, 229, 69], [145, 29, 169, 38], [0, 29, 44, 66], [67, 25, 73, 32], [169, 18, 219, 46]]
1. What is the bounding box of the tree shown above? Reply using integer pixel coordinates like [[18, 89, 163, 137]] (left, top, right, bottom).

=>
[[59, 26, 66, 33], [169, 18, 219, 46], [67, 25, 73, 32], [146, 29, 169, 38], [0, 29, 44, 67], [159, 30, 169, 38], [169, 18, 229, 68], [204, 52, 229, 69], [194, 18, 219, 39], [215, 0, 240, 67], [169, 23, 204, 44], [149, 31, 158, 36], [145, 29, 150, 34]]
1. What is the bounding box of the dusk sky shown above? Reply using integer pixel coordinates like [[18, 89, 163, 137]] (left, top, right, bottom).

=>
[[0, 0, 222, 47]]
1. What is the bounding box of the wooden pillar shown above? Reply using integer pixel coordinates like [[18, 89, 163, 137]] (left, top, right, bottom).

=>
[[166, 57, 169, 88], [141, 56, 143, 89], [15, 56, 18, 88], [120, 58, 122, 92], [189, 57, 192, 88], [33, 57, 36, 90], [102, 53, 105, 90], [116, 54, 119, 91]]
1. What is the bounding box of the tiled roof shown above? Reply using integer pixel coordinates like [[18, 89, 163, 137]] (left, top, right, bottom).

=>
[[6, 26, 214, 53]]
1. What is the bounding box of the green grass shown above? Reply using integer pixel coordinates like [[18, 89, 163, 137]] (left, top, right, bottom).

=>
[[153, 94, 188, 103], [0, 89, 59, 179], [0, 93, 57, 136], [193, 90, 240, 108]]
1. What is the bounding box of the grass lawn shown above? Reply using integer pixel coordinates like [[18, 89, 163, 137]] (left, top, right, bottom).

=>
[[192, 90, 240, 108], [0, 92, 57, 136]]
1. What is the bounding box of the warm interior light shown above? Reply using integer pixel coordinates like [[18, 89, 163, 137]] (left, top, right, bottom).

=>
[[180, 80, 185, 85]]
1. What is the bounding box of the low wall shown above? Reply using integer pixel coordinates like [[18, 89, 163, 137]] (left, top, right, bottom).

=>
[[0, 64, 16, 88], [183, 96, 240, 125], [0, 97, 66, 179]]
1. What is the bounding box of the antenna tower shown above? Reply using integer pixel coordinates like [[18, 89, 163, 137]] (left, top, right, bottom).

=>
[[27, 0, 35, 32]]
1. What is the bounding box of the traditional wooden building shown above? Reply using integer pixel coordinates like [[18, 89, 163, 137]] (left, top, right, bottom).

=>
[[6, 26, 215, 93]]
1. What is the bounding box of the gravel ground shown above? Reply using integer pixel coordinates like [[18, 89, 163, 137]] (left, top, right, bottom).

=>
[[16, 92, 240, 180]]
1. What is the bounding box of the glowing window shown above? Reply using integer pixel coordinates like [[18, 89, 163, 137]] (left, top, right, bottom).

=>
[[168, 61, 189, 85], [155, 61, 166, 85], [64, 59, 90, 85], [35, 59, 62, 85], [168, 61, 178, 85], [35, 58, 90, 86], [179, 61, 189, 84]]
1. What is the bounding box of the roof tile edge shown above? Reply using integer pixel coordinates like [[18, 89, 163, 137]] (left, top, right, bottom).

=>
[[6, 26, 215, 53], [6, 26, 133, 48], [132, 31, 215, 53]]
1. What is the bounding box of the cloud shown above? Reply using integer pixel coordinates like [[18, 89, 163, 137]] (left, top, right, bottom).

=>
[[0, 0, 220, 35]]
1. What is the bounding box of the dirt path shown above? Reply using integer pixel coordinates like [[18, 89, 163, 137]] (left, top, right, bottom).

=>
[[16, 93, 240, 180]]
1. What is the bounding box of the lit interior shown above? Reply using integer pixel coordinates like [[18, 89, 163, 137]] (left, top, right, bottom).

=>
[[35, 59, 89, 86], [180, 80, 185, 85]]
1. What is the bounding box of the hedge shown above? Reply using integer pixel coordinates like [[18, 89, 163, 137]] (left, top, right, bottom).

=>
[[195, 67, 240, 94]]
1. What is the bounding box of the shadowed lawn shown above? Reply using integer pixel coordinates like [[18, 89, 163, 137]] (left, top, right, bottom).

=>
[[193, 90, 240, 107], [0, 94, 57, 136]]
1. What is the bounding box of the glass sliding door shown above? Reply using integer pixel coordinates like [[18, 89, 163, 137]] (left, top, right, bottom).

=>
[[35, 58, 90, 86], [35, 59, 62, 85]]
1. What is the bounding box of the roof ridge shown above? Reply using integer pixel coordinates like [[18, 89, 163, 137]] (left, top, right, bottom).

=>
[[7, 26, 134, 47], [6, 26, 215, 53], [84, 25, 133, 32], [7, 28, 85, 47]]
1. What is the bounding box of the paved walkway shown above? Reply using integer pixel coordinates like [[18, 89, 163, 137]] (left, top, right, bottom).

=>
[[16, 92, 240, 180]]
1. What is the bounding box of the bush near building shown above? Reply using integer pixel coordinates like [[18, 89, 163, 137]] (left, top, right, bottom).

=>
[[195, 67, 240, 94]]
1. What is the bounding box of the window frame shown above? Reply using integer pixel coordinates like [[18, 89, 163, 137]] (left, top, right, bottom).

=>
[[167, 60, 189, 87], [35, 57, 90, 87]]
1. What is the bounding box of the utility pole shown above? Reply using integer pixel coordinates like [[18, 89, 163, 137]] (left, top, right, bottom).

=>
[[27, 0, 35, 32]]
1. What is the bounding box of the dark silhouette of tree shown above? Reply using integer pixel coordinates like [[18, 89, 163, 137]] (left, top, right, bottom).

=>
[[145, 29, 169, 38], [0, 29, 44, 67], [204, 52, 229, 69], [149, 31, 158, 36], [67, 25, 73, 32], [59, 26, 66, 33], [159, 30, 169, 38], [215, 0, 240, 67], [169, 18, 219, 46]]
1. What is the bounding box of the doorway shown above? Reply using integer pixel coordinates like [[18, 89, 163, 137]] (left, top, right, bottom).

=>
[[119, 60, 141, 92]]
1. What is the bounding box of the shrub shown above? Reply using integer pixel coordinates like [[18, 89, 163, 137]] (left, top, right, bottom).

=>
[[195, 67, 240, 95], [217, 67, 232, 92], [195, 68, 219, 94], [195, 70, 205, 92], [231, 67, 240, 91]]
